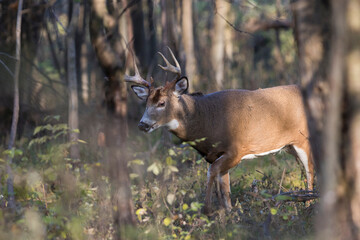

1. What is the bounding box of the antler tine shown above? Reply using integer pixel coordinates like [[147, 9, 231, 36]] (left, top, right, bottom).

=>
[[125, 57, 150, 88], [158, 47, 181, 77]]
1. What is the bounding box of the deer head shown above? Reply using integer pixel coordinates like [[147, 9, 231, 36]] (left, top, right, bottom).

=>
[[125, 47, 188, 133]]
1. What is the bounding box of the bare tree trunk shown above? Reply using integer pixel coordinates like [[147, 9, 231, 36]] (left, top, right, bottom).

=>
[[89, 1, 136, 238], [6, 0, 24, 211], [274, 0, 286, 84], [211, 0, 228, 90], [130, 0, 148, 66], [181, 0, 198, 91], [147, 0, 157, 60], [67, 1, 80, 160], [294, 0, 360, 238]]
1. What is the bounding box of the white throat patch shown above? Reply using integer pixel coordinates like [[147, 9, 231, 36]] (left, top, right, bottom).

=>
[[165, 119, 179, 130]]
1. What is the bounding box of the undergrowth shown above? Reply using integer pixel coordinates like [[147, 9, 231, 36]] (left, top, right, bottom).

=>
[[0, 117, 317, 239]]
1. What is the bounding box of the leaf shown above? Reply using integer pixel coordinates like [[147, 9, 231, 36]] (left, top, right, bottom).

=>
[[77, 139, 87, 144], [34, 126, 42, 135], [72, 128, 80, 133], [147, 163, 161, 175], [182, 204, 189, 211], [135, 208, 147, 221], [260, 190, 272, 198], [168, 165, 179, 173], [275, 195, 293, 201], [127, 159, 144, 167], [168, 149, 176, 156], [270, 208, 277, 215], [163, 217, 172, 226], [165, 156, 173, 165], [14, 149, 23, 156], [167, 193, 175, 205], [129, 173, 139, 179]]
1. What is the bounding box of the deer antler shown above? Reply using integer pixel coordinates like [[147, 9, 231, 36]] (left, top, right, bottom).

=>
[[158, 47, 181, 78], [125, 57, 150, 88]]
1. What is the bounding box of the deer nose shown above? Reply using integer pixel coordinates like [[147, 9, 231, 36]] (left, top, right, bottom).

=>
[[138, 121, 150, 132]]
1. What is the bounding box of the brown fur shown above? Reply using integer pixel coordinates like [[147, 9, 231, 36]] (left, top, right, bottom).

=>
[[138, 84, 314, 214]]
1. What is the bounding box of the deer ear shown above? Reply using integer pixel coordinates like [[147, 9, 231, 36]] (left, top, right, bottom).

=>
[[131, 85, 149, 101], [174, 77, 188, 97]]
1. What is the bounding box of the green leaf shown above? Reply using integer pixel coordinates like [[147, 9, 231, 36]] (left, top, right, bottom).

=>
[[270, 208, 277, 215], [135, 208, 147, 221], [260, 190, 272, 198], [77, 139, 87, 144], [34, 126, 42, 135], [163, 217, 172, 226], [182, 204, 189, 211], [275, 195, 293, 201], [166, 156, 173, 165], [14, 149, 23, 156]]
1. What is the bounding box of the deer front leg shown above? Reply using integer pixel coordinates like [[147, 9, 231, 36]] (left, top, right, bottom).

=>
[[203, 153, 239, 214]]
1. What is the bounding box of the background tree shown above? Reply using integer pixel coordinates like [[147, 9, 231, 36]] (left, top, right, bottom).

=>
[[293, 0, 360, 238]]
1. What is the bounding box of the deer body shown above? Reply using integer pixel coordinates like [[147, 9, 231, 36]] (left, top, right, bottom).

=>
[[126, 48, 314, 214]]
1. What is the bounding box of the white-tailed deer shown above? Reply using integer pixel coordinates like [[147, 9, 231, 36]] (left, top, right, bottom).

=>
[[126, 48, 314, 214]]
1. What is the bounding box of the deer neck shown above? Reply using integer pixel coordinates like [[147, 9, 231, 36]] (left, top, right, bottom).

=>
[[169, 94, 205, 141]]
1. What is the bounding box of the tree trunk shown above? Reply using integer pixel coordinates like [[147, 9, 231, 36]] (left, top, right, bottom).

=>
[[130, 0, 148, 66], [293, 0, 360, 238], [211, 0, 228, 90], [89, 1, 136, 238], [6, 0, 24, 211], [181, 0, 198, 91], [66, 1, 80, 160]]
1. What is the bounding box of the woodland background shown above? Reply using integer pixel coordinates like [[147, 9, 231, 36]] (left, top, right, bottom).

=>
[[0, 0, 360, 239]]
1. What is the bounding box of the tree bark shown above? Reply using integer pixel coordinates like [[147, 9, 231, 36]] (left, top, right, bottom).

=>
[[89, 1, 136, 238], [181, 0, 198, 91], [6, 0, 24, 211], [211, 0, 228, 90], [67, 1, 80, 160], [294, 0, 360, 238]]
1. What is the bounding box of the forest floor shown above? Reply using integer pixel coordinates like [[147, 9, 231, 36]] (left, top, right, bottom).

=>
[[0, 121, 318, 239]]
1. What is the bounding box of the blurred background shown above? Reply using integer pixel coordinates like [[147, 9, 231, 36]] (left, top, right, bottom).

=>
[[0, 0, 359, 239]]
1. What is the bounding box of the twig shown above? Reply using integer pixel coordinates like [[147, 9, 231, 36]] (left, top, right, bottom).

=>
[[216, 11, 254, 37], [212, 0, 254, 37], [278, 168, 286, 194], [0, 59, 15, 78], [0, 52, 17, 60], [42, 183, 48, 209], [48, 6, 68, 34]]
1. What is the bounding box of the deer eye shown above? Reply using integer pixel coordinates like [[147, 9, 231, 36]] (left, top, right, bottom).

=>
[[157, 101, 165, 108]]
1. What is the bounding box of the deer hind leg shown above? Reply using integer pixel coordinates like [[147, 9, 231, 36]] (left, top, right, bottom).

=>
[[290, 143, 314, 190], [218, 171, 232, 212], [204, 154, 238, 214]]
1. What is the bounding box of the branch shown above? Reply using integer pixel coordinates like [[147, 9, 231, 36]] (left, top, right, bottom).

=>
[[0, 58, 15, 78], [212, 0, 254, 37], [273, 190, 319, 202], [244, 18, 293, 33]]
